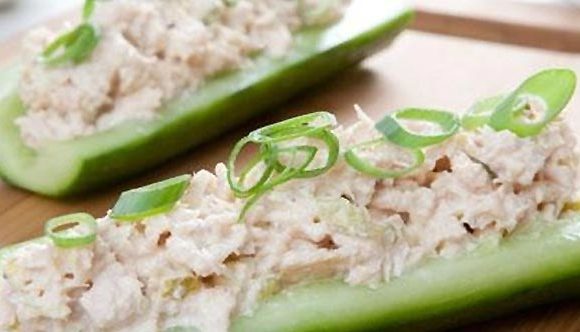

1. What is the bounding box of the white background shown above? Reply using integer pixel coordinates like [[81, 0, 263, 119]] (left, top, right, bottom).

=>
[[0, 0, 81, 41]]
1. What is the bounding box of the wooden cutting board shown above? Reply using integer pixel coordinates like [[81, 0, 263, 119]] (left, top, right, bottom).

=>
[[1, 27, 580, 331], [412, 0, 580, 53]]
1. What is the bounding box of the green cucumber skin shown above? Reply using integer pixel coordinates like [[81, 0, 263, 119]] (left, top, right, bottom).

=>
[[0, 1, 412, 196], [231, 217, 580, 332]]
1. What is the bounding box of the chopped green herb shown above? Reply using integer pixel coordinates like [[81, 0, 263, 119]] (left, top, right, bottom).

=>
[[489, 69, 576, 137], [227, 112, 339, 220], [39, 23, 100, 67], [111, 175, 192, 221], [376, 108, 460, 148], [45, 213, 97, 248], [344, 138, 424, 179]]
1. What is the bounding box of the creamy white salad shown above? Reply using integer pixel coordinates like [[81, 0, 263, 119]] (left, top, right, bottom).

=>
[[1, 104, 577, 332], [16, 0, 349, 148]]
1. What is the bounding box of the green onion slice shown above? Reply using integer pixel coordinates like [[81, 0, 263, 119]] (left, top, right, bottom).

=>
[[227, 112, 340, 220], [489, 69, 576, 137], [248, 112, 336, 143], [376, 108, 460, 148], [227, 138, 277, 198], [83, 0, 96, 21], [271, 129, 340, 178], [164, 326, 200, 332], [298, 128, 339, 178], [461, 95, 505, 130], [39, 23, 100, 67], [223, 0, 238, 7], [267, 145, 319, 185], [111, 175, 192, 221], [344, 138, 425, 179], [45, 213, 98, 249], [237, 145, 320, 219]]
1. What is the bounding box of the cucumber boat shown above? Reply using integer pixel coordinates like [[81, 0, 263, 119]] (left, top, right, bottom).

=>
[[231, 215, 580, 332], [0, 0, 412, 196], [2, 214, 580, 332], [1, 69, 579, 331]]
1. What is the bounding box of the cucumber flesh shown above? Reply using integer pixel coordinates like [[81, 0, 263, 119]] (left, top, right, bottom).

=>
[[231, 216, 580, 332], [0, 0, 412, 196]]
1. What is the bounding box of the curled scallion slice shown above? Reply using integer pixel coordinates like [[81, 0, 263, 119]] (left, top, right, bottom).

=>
[[461, 95, 505, 130], [266, 145, 319, 186], [344, 138, 425, 179], [164, 327, 201, 332], [238, 144, 320, 219], [223, 0, 238, 7], [40, 0, 101, 67], [111, 175, 192, 221], [274, 129, 339, 179], [489, 69, 576, 137], [227, 137, 277, 198], [227, 112, 339, 220], [376, 108, 460, 148], [83, 0, 96, 21], [248, 112, 337, 143], [45, 213, 97, 249], [39, 23, 100, 67]]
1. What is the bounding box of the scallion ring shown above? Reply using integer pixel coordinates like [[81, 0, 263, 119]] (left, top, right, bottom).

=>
[[344, 138, 425, 179], [376, 108, 460, 148], [111, 174, 191, 221], [296, 129, 339, 178], [223, 0, 238, 7], [45, 213, 97, 249], [164, 327, 200, 332], [248, 112, 336, 143], [270, 129, 339, 178], [489, 69, 576, 137], [227, 112, 340, 220], [267, 145, 319, 186], [237, 145, 320, 219], [227, 137, 277, 198], [461, 95, 505, 130], [83, 0, 96, 21], [39, 23, 100, 67]]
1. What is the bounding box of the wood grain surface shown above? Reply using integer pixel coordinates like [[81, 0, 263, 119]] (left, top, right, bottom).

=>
[[412, 0, 580, 53], [1, 25, 580, 331]]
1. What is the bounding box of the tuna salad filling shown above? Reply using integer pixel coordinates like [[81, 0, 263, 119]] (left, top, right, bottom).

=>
[[15, 0, 349, 147], [1, 96, 578, 331]]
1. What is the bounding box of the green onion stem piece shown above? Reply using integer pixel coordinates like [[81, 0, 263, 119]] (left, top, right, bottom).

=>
[[279, 129, 339, 179], [45, 213, 98, 249], [266, 145, 319, 187], [248, 112, 336, 143], [344, 138, 425, 179], [39, 23, 100, 67], [164, 327, 200, 332], [111, 175, 192, 221], [376, 108, 460, 148], [223, 0, 238, 7], [228, 137, 277, 198], [237, 144, 320, 219], [461, 95, 505, 130], [227, 112, 340, 221], [489, 69, 577, 137], [83, 0, 96, 21]]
